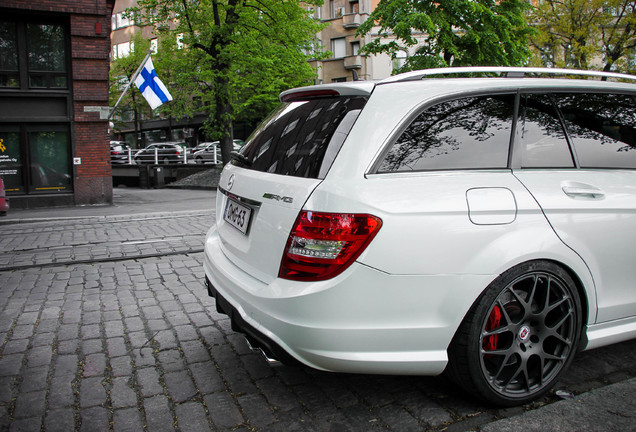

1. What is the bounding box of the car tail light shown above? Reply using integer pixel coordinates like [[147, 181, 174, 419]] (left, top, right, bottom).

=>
[[279, 211, 382, 281]]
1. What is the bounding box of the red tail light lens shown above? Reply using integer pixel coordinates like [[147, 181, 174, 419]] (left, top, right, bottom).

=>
[[279, 211, 382, 281]]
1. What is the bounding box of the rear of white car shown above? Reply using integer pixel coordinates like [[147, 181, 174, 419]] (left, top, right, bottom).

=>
[[203, 68, 636, 406]]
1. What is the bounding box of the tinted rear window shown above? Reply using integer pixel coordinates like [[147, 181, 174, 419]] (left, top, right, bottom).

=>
[[236, 96, 367, 179], [519, 94, 575, 168], [553, 93, 636, 169], [377, 95, 515, 173]]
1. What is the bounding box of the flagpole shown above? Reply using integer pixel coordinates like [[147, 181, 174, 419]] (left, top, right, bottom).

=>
[[108, 48, 153, 121]]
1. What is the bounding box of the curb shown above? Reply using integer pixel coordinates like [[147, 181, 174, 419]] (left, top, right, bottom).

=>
[[0, 209, 215, 226]]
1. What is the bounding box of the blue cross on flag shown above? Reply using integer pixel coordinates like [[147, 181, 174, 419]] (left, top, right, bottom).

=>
[[134, 57, 173, 109]]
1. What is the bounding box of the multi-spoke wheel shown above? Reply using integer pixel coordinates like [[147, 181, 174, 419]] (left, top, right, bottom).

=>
[[447, 261, 582, 406]]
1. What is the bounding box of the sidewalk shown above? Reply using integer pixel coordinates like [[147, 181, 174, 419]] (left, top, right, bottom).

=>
[[1, 186, 635, 431], [481, 378, 636, 432], [1, 187, 216, 224]]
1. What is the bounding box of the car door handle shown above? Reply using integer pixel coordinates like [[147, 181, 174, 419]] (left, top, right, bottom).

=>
[[562, 185, 605, 199]]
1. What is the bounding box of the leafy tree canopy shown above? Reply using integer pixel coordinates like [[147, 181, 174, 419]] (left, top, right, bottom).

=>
[[357, 0, 535, 72], [530, 0, 636, 73], [128, 0, 327, 163]]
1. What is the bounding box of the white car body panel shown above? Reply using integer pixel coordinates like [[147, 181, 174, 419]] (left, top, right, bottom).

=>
[[203, 73, 636, 376], [216, 165, 321, 285], [205, 227, 494, 374], [514, 170, 636, 323], [585, 315, 636, 349]]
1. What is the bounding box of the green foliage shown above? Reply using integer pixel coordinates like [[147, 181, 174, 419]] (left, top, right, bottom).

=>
[[128, 0, 327, 163], [530, 0, 636, 73], [357, 0, 534, 73]]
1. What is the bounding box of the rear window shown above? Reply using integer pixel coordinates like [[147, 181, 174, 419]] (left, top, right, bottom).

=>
[[553, 93, 636, 169], [236, 96, 367, 179], [377, 95, 515, 173]]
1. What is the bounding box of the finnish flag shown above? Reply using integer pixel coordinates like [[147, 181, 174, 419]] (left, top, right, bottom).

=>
[[135, 57, 173, 109]]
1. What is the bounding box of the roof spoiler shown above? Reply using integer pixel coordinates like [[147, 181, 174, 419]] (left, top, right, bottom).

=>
[[279, 81, 375, 102]]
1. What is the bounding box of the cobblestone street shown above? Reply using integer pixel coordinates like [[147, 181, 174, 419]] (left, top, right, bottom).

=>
[[1, 190, 635, 431]]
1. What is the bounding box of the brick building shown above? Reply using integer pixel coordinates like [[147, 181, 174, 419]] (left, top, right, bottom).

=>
[[0, 0, 115, 209]]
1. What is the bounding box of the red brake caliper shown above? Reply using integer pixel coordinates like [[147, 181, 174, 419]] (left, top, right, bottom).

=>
[[483, 305, 502, 351]]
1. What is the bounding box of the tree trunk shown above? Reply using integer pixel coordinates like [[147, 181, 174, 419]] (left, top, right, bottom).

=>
[[215, 75, 234, 166]]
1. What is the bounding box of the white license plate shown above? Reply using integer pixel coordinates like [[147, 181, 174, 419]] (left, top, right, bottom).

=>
[[223, 197, 252, 234]]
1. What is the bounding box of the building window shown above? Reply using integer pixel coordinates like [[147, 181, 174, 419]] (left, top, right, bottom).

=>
[[312, 5, 321, 19], [27, 23, 68, 89], [0, 21, 20, 88], [113, 41, 134, 59], [1, 20, 69, 89], [28, 126, 72, 192], [351, 1, 359, 13], [0, 129, 23, 193], [0, 125, 72, 195], [331, 37, 346, 58], [351, 41, 361, 56], [112, 12, 135, 30]]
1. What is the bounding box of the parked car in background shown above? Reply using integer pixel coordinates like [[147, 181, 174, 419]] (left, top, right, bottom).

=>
[[0, 177, 8, 216], [134, 142, 185, 164], [193, 140, 244, 164], [110, 141, 132, 164], [185, 142, 212, 161], [204, 67, 636, 407]]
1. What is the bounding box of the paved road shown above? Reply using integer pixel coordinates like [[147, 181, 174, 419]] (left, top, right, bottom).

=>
[[1, 188, 635, 431]]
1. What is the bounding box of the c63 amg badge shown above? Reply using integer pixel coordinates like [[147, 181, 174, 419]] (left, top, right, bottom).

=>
[[263, 193, 293, 204]]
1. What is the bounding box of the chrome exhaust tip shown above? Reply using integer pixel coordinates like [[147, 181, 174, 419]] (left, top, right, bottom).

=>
[[244, 337, 281, 366]]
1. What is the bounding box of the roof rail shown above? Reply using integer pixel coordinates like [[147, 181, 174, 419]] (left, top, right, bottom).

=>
[[378, 66, 636, 84]]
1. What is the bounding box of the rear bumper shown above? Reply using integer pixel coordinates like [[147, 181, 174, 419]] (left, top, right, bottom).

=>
[[205, 276, 299, 366], [203, 227, 494, 375]]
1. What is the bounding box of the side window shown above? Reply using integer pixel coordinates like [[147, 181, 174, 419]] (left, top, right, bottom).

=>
[[554, 93, 636, 169], [519, 94, 574, 168], [377, 95, 515, 173]]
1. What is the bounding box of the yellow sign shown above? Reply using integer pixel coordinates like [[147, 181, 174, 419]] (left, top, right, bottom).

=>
[[0, 139, 5, 153]]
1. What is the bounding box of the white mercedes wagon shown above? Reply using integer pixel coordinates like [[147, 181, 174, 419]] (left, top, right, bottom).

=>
[[203, 67, 636, 406]]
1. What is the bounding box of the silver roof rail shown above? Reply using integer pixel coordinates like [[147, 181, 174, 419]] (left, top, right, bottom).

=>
[[378, 66, 636, 84]]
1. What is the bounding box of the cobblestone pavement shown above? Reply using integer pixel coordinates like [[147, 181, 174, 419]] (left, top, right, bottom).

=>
[[1, 211, 635, 431]]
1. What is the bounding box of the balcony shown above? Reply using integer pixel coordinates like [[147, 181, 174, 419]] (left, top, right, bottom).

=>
[[344, 55, 362, 69], [342, 13, 362, 29]]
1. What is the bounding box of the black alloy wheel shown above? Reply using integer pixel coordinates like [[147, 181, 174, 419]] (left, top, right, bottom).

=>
[[447, 261, 582, 406]]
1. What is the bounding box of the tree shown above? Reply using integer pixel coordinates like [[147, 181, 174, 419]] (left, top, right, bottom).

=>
[[356, 0, 534, 72], [530, 0, 636, 73], [129, 0, 326, 164]]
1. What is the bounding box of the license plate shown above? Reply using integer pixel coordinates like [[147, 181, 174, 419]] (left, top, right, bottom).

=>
[[223, 197, 252, 234]]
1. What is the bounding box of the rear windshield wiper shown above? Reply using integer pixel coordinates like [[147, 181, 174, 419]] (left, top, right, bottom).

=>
[[231, 151, 251, 167]]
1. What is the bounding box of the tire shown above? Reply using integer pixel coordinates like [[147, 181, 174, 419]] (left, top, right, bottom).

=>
[[446, 260, 582, 406], [162, 157, 170, 164], [195, 157, 203, 164]]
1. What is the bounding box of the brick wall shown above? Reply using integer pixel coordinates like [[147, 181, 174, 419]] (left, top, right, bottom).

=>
[[4, 0, 116, 206]]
